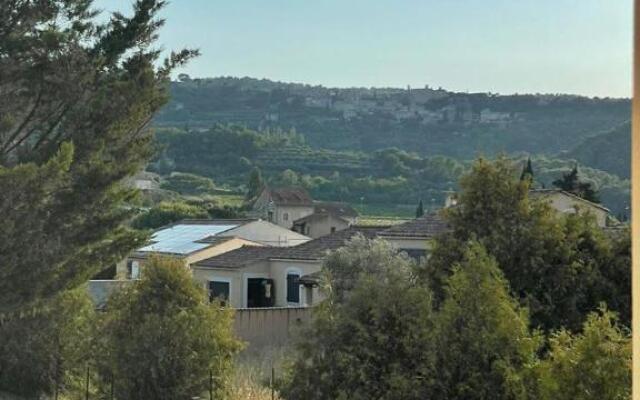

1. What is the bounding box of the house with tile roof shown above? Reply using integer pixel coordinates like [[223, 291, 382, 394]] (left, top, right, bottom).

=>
[[251, 186, 359, 237], [192, 215, 449, 308], [117, 219, 311, 280]]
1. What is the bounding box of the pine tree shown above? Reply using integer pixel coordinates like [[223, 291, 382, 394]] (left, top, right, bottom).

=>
[[416, 199, 425, 217], [520, 157, 534, 181], [0, 1, 197, 312]]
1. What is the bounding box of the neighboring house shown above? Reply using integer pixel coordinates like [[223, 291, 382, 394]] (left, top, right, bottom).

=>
[[529, 189, 610, 227], [292, 201, 359, 238], [252, 187, 315, 229], [378, 213, 450, 260], [191, 226, 386, 308], [191, 215, 449, 309], [117, 219, 310, 279]]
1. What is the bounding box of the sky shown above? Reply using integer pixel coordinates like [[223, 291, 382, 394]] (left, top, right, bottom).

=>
[[96, 0, 632, 98]]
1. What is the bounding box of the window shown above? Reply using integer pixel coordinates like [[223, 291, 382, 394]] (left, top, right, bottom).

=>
[[131, 261, 140, 279], [330, 226, 336, 233], [287, 273, 300, 303], [283, 212, 289, 221], [209, 280, 230, 306], [267, 211, 274, 222]]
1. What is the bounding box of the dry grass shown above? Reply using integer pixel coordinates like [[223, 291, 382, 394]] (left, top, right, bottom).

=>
[[228, 346, 289, 400]]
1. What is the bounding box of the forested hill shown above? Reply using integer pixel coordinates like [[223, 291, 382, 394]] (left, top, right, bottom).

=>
[[156, 76, 629, 159], [565, 122, 631, 179]]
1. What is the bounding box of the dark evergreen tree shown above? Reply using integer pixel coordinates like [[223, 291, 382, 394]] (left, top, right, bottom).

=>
[[0, 0, 197, 312], [416, 199, 425, 217], [552, 165, 600, 203], [520, 157, 534, 181], [246, 166, 264, 200]]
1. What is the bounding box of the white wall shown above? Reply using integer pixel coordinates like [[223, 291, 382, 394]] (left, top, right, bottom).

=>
[[221, 220, 311, 247]]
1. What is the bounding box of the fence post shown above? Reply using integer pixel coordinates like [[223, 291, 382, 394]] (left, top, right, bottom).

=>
[[271, 364, 275, 400], [85, 364, 90, 400], [209, 369, 213, 400]]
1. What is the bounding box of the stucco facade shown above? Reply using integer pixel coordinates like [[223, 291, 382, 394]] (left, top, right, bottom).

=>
[[530, 190, 609, 227]]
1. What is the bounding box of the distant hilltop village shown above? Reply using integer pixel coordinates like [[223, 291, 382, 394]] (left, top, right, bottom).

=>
[[163, 75, 625, 130], [165, 74, 553, 125]]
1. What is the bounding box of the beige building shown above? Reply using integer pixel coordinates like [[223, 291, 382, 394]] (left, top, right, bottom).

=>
[[252, 186, 359, 237], [117, 219, 310, 279], [252, 187, 315, 229], [192, 215, 449, 308], [192, 226, 385, 308], [530, 189, 610, 227], [292, 201, 358, 238]]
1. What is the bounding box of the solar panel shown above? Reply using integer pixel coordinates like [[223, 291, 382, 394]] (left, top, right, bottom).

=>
[[138, 224, 238, 255]]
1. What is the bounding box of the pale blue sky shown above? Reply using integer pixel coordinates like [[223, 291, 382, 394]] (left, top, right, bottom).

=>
[[96, 0, 632, 98]]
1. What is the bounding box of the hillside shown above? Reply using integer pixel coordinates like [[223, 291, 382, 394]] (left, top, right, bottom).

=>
[[149, 125, 630, 217], [155, 76, 630, 159], [565, 122, 631, 179]]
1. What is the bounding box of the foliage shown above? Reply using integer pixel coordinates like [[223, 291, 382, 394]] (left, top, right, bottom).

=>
[[281, 237, 436, 400], [415, 199, 424, 217], [0, 288, 95, 398], [566, 122, 631, 179], [430, 242, 540, 400], [246, 166, 264, 200], [0, 0, 196, 312], [553, 165, 600, 203], [520, 157, 534, 181], [131, 201, 209, 230], [99, 257, 242, 400], [528, 307, 631, 400], [155, 77, 629, 159], [161, 172, 216, 195], [149, 123, 630, 216], [425, 157, 630, 331]]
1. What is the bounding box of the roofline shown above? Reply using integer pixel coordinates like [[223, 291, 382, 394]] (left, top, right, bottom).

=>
[[268, 257, 322, 263], [153, 218, 257, 233], [530, 189, 610, 212], [377, 234, 437, 240]]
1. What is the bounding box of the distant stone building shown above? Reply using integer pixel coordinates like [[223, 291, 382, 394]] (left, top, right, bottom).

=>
[[252, 187, 359, 237]]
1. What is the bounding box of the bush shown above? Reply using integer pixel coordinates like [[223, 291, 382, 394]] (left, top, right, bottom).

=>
[[98, 257, 242, 399], [131, 201, 209, 230]]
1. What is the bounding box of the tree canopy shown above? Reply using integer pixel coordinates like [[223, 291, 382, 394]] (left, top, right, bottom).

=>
[[98, 257, 241, 399], [0, 0, 196, 312]]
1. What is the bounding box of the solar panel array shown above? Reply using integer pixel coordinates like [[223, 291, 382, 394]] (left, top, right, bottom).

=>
[[138, 224, 238, 255]]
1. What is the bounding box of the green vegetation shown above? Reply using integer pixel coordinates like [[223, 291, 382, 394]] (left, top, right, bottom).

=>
[[147, 124, 630, 217], [132, 201, 210, 230], [155, 77, 629, 159], [0, 288, 95, 398], [0, 0, 196, 312], [430, 242, 540, 399], [425, 158, 630, 331], [529, 307, 630, 400], [161, 172, 216, 195], [282, 238, 435, 400], [566, 122, 631, 179], [99, 257, 242, 399], [282, 234, 630, 399]]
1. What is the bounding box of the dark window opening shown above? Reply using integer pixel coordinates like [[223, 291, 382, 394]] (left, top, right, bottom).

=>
[[267, 211, 274, 222], [330, 226, 337, 233], [247, 278, 275, 308], [209, 281, 230, 306], [287, 274, 300, 303]]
